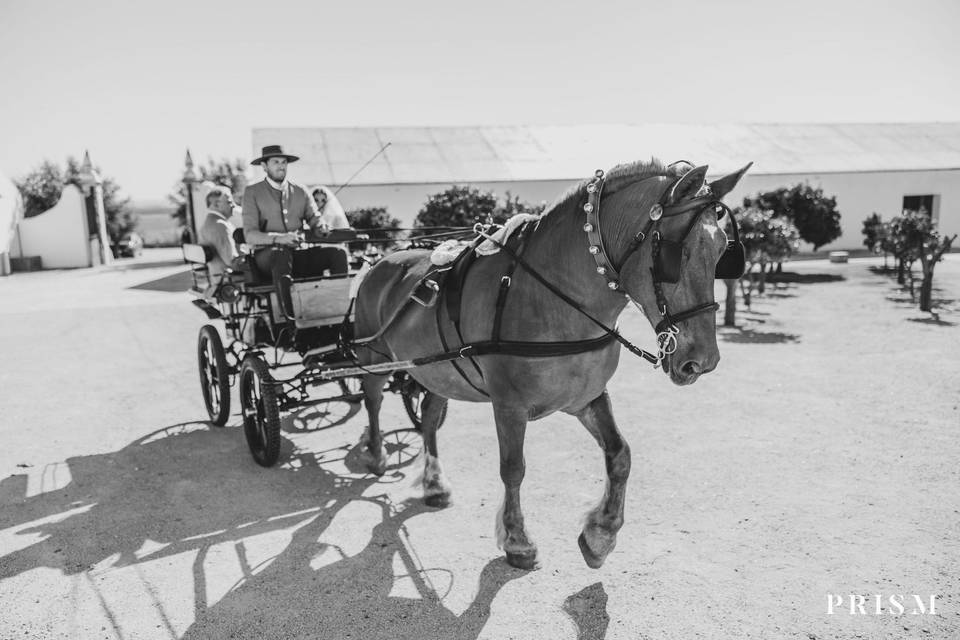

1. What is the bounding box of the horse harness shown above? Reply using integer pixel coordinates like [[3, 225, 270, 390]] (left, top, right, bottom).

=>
[[349, 166, 745, 382], [581, 168, 746, 359]]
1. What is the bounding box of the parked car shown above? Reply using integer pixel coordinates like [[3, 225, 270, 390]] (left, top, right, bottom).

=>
[[113, 231, 144, 258]]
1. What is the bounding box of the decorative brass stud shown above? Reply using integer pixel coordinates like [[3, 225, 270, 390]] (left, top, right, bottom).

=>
[[583, 203, 594, 213], [595, 169, 604, 178], [588, 245, 600, 255], [649, 204, 663, 221], [583, 223, 593, 232], [586, 183, 596, 193], [596, 266, 606, 275], [608, 281, 619, 290]]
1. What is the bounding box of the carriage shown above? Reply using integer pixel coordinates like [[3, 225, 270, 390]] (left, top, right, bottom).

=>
[[183, 228, 444, 468]]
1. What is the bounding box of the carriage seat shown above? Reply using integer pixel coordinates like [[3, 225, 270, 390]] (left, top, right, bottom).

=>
[[286, 274, 355, 329]]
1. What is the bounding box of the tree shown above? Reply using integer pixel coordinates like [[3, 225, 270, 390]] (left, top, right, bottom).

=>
[[734, 208, 800, 311], [743, 183, 841, 251], [15, 161, 62, 218], [414, 185, 499, 230], [170, 157, 247, 227], [15, 157, 135, 243], [344, 206, 401, 253], [413, 186, 546, 236], [887, 210, 956, 311], [861, 212, 889, 268]]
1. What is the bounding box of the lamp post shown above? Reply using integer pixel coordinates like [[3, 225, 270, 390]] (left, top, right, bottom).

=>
[[182, 149, 201, 244], [79, 150, 112, 265]]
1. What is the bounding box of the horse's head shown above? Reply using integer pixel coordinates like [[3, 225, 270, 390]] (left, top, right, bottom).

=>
[[606, 162, 752, 385]]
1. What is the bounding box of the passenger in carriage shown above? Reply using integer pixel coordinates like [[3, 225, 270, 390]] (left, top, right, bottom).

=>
[[311, 185, 351, 230], [198, 185, 240, 276], [242, 144, 348, 315]]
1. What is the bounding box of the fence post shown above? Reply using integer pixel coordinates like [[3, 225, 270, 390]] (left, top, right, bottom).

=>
[[79, 151, 112, 265], [182, 149, 201, 244]]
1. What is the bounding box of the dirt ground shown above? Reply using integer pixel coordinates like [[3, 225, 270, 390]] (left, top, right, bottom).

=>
[[0, 250, 957, 639]]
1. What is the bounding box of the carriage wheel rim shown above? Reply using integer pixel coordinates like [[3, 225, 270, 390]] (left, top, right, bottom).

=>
[[241, 368, 267, 452], [199, 335, 222, 416]]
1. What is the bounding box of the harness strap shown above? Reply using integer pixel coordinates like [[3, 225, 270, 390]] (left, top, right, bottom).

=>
[[491, 222, 531, 344], [435, 237, 489, 396], [415, 334, 617, 366], [485, 233, 661, 364]]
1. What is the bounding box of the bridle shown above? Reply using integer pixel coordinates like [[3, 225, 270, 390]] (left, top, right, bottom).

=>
[[581, 167, 745, 361]]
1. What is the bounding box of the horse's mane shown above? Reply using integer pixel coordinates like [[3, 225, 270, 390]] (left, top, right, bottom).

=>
[[541, 158, 693, 217]]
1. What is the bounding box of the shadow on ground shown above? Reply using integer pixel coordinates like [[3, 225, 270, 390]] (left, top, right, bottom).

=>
[[907, 316, 957, 327], [718, 327, 800, 344], [127, 269, 194, 292], [767, 272, 845, 284], [0, 421, 535, 639]]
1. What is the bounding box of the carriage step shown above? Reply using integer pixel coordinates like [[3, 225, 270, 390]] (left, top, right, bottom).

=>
[[191, 298, 222, 319]]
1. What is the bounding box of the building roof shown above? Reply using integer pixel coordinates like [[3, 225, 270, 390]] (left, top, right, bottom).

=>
[[253, 123, 960, 186]]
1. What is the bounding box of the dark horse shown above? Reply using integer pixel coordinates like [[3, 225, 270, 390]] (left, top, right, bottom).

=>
[[353, 159, 751, 570]]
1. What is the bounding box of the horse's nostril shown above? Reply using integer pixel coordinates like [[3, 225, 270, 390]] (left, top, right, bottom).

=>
[[681, 361, 701, 376]]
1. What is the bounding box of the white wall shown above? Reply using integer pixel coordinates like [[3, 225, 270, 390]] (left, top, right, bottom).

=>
[[279, 169, 960, 253], [10, 185, 92, 268], [724, 169, 960, 251]]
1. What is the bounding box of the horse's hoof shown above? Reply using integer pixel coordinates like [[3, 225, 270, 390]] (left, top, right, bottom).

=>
[[424, 493, 450, 509], [367, 458, 387, 477], [505, 551, 540, 571], [578, 532, 606, 569]]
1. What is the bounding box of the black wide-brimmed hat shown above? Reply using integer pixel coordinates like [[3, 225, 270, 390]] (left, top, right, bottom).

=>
[[250, 144, 300, 166]]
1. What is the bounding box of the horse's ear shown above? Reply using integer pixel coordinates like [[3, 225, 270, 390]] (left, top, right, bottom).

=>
[[708, 162, 753, 199], [667, 165, 709, 204]]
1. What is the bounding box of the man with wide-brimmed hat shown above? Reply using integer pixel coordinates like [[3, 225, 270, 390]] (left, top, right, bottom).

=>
[[241, 144, 337, 314]]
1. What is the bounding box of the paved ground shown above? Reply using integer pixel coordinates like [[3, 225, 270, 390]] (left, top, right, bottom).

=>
[[0, 250, 958, 639]]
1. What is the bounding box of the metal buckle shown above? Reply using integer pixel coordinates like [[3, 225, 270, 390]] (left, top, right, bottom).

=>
[[411, 278, 440, 307]]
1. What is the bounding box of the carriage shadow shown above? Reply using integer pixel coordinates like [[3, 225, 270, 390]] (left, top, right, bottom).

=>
[[0, 422, 526, 639]]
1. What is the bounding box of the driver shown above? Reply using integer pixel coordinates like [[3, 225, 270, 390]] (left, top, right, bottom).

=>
[[242, 144, 328, 313]]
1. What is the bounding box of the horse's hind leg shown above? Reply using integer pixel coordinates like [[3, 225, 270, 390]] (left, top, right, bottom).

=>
[[419, 391, 452, 508], [361, 373, 389, 476], [573, 391, 631, 569], [492, 402, 539, 570]]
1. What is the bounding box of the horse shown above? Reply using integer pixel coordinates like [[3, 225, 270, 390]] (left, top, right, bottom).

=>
[[352, 159, 751, 570]]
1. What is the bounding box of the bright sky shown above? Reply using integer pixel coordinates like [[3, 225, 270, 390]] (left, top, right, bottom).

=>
[[1, 0, 958, 204]]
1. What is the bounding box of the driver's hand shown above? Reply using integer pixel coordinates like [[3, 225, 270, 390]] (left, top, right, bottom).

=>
[[274, 232, 300, 247]]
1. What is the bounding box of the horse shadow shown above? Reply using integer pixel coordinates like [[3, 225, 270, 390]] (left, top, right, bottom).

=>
[[0, 422, 527, 639]]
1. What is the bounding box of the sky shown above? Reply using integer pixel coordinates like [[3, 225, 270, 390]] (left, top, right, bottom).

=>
[[1, 0, 959, 205]]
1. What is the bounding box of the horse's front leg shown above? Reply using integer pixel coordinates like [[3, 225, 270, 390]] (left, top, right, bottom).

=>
[[419, 390, 452, 507], [361, 373, 389, 475], [572, 390, 631, 568], [492, 402, 539, 570]]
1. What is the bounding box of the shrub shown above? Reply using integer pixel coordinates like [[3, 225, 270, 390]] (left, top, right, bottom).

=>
[[345, 206, 401, 252]]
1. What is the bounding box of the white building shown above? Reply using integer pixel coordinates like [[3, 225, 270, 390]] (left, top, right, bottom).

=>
[[253, 123, 960, 251]]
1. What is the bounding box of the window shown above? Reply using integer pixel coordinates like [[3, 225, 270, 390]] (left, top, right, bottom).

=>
[[902, 194, 939, 221]]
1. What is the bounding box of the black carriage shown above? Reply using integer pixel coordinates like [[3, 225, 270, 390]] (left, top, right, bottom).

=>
[[183, 229, 438, 467]]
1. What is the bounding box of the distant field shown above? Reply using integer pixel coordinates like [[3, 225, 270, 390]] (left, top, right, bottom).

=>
[[136, 211, 179, 246]]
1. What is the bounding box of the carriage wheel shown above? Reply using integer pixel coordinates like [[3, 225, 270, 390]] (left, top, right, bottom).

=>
[[399, 373, 447, 432], [197, 325, 231, 426], [239, 355, 282, 467]]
